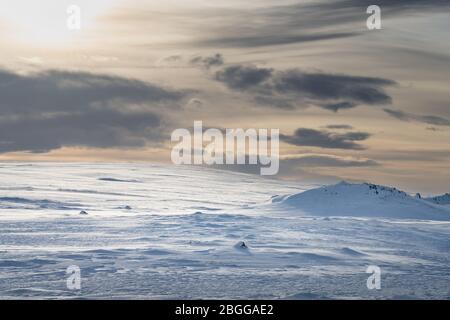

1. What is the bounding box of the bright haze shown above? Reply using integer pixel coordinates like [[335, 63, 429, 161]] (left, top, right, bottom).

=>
[[0, 0, 449, 194]]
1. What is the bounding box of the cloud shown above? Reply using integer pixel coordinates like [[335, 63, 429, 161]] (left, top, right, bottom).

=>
[[280, 128, 371, 150], [371, 149, 450, 162], [274, 70, 395, 105], [100, 0, 450, 51], [215, 65, 395, 110], [0, 69, 187, 153], [156, 55, 186, 68], [320, 102, 357, 112], [198, 32, 357, 48], [324, 124, 354, 130], [190, 53, 224, 69], [0, 110, 163, 153], [185, 98, 204, 109], [205, 154, 376, 184], [215, 65, 273, 90], [189, 0, 450, 49], [162, 55, 183, 63], [316, 0, 450, 13], [384, 109, 450, 126], [282, 154, 379, 167]]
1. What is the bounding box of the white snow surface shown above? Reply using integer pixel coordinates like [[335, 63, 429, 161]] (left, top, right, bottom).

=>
[[0, 163, 449, 299], [273, 181, 450, 221]]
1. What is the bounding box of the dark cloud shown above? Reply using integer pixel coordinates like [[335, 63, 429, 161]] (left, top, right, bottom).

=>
[[190, 53, 224, 69], [384, 109, 450, 126], [0, 69, 187, 153], [191, 0, 450, 48], [320, 102, 357, 112], [0, 69, 184, 115], [0, 110, 162, 153], [215, 65, 273, 90], [280, 128, 371, 150], [215, 65, 395, 110], [274, 70, 394, 104], [283, 155, 379, 167], [157, 55, 185, 67]]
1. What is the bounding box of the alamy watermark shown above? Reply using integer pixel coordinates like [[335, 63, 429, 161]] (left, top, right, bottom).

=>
[[171, 121, 279, 175], [366, 265, 381, 290], [67, 5, 81, 30], [66, 265, 81, 290], [367, 5, 382, 30]]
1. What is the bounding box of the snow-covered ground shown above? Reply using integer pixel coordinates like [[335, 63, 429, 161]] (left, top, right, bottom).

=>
[[0, 163, 449, 299], [425, 193, 450, 206]]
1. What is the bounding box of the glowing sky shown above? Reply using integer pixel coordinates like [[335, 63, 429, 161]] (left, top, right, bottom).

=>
[[0, 0, 449, 193]]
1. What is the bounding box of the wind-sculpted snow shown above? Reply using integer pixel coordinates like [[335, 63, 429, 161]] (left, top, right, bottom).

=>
[[0, 164, 449, 299], [273, 181, 450, 221], [0, 196, 84, 211]]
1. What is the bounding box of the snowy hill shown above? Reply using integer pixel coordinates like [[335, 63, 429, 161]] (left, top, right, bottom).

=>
[[273, 181, 450, 220], [425, 193, 450, 206]]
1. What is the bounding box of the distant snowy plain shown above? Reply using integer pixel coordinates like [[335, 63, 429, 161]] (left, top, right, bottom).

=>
[[0, 163, 449, 299]]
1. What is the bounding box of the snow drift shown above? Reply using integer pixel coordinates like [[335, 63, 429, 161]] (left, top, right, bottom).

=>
[[1, 163, 450, 299], [273, 181, 450, 220]]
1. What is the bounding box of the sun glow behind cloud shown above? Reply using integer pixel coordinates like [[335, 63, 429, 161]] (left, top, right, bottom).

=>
[[0, 0, 119, 47], [0, 0, 449, 192]]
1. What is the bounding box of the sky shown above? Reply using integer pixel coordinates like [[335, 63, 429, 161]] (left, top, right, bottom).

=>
[[0, 0, 449, 194]]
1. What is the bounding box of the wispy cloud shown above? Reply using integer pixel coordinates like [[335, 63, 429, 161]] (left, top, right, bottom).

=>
[[190, 53, 224, 69], [320, 102, 358, 112], [186, 0, 450, 48], [384, 109, 450, 126], [197, 32, 357, 48], [282, 154, 379, 167], [280, 128, 371, 150], [324, 124, 354, 130]]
